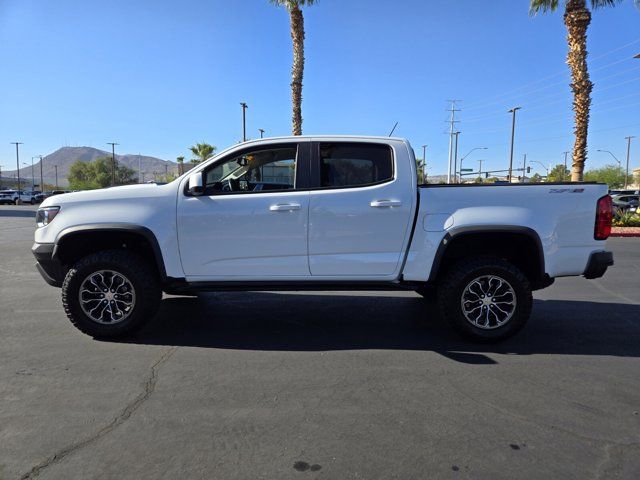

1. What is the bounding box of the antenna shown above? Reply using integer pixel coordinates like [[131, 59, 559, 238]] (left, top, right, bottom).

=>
[[388, 122, 399, 137]]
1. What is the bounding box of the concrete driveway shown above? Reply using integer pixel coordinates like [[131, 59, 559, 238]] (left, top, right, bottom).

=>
[[1, 205, 639, 479]]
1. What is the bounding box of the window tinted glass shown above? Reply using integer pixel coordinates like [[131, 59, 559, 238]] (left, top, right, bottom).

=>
[[204, 146, 297, 194], [319, 143, 393, 188]]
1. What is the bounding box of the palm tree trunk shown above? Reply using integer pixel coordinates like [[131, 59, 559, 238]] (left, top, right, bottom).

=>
[[564, 0, 592, 182], [289, 4, 305, 136]]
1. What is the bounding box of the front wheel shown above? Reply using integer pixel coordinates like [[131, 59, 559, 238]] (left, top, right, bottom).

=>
[[437, 257, 532, 342], [62, 250, 162, 338]]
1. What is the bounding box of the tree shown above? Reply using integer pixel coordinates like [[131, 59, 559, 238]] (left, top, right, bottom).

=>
[[176, 155, 185, 175], [68, 157, 136, 190], [415, 158, 425, 184], [530, 172, 543, 182], [189, 143, 216, 165], [529, 0, 640, 182], [547, 163, 570, 182], [584, 164, 633, 188], [270, 0, 316, 135]]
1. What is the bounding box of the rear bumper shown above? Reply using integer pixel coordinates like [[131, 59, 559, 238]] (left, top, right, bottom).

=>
[[32, 243, 64, 287], [583, 251, 614, 280]]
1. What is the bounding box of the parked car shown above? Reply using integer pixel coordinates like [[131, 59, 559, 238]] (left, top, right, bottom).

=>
[[611, 194, 639, 215], [32, 136, 613, 342], [0, 189, 37, 204], [0, 190, 14, 205]]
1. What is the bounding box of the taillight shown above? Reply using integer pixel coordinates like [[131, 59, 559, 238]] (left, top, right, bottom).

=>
[[594, 195, 612, 240]]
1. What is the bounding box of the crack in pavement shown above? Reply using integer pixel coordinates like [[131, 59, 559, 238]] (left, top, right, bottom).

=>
[[19, 346, 177, 480]]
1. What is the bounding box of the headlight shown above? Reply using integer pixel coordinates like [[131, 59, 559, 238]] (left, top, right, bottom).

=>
[[36, 207, 60, 227]]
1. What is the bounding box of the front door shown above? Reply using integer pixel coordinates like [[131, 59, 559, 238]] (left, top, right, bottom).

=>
[[177, 142, 311, 279]]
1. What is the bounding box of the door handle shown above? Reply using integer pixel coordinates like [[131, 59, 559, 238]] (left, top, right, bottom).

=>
[[269, 203, 301, 212], [370, 200, 402, 208]]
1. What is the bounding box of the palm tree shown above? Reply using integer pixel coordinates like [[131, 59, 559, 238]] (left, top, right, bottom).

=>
[[530, 0, 639, 181], [189, 143, 216, 165], [270, 0, 316, 136], [176, 155, 185, 175]]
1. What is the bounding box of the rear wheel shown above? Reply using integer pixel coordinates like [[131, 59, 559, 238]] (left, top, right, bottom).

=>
[[62, 250, 161, 338], [437, 257, 532, 342]]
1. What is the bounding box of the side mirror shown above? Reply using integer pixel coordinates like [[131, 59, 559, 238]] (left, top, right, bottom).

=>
[[187, 172, 204, 196]]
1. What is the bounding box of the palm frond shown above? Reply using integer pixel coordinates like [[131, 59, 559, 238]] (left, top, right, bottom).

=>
[[529, 0, 560, 15], [590, 0, 623, 9]]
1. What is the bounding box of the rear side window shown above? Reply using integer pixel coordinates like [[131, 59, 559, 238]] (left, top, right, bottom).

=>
[[319, 143, 393, 188]]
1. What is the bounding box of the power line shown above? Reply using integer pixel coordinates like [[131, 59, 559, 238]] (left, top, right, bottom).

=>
[[463, 37, 640, 111]]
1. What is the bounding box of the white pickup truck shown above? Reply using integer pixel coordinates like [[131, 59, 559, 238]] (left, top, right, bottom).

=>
[[32, 136, 614, 342]]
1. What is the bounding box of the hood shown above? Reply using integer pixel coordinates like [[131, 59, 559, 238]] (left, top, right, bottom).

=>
[[40, 183, 172, 208]]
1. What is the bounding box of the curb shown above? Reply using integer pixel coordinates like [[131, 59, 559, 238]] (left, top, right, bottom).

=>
[[610, 232, 640, 238]]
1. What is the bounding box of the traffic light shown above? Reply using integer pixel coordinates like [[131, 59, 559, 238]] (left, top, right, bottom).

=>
[[526, 166, 531, 173]]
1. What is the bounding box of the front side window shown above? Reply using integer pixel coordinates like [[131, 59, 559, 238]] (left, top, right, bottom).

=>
[[319, 143, 393, 188], [204, 146, 297, 194]]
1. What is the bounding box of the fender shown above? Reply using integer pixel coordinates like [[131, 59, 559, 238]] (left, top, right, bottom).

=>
[[53, 223, 167, 280], [427, 225, 545, 282]]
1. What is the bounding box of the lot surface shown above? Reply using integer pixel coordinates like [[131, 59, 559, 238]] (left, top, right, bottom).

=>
[[1, 204, 639, 480]]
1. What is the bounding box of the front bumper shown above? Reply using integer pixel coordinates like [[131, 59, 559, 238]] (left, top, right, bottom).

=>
[[583, 251, 614, 280], [32, 243, 64, 287]]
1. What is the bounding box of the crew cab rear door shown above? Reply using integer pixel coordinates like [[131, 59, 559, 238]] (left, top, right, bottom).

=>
[[307, 140, 415, 277], [177, 141, 312, 279]]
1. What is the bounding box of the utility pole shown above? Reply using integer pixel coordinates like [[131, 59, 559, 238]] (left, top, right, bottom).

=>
[[107, 142, 118, 186], [259, 128, 265, 139], [507, 107, 521, 183], [38, 155, 43, 192], [240, 102, 248, 142], [522, 154, 527, 182], [625, 136, 635, 189], [138, 154, 142, 183], [453, 132, 461, 183], [11, 142, 23, 192], [446, 100, 461, 184], [421, 145, 427, 181], [54, 165, 58, 190], [561, 151, 570, 181]]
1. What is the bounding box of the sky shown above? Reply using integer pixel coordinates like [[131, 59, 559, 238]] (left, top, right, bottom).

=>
[[0, 0, 639, 178]]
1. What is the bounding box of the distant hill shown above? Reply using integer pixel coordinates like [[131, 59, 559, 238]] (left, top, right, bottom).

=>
[[1, 147, 179, 188]]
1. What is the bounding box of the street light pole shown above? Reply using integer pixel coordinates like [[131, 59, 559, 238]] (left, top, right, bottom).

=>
[[596, 149, 621, 169], [11, 142, 23, 191], [259, 128, 265, 139], [459, 147, 488, 179], [240, 102, 248, 142], [507, 107, 521, 183], [38, 155, 43, 192], [624, 136, 635, 189], [530, 160, 549, 178], [24, 160, 34, 189], [54, 165, 58, 190], [421, 144, 427, 181], [453, 132, 461, 183], [478, 159, 484, 178], [107, 142, 118, 186], [522, 154, 527, 182]]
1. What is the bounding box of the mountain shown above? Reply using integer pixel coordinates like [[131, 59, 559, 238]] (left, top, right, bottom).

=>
[[1, 147, 179, 188]]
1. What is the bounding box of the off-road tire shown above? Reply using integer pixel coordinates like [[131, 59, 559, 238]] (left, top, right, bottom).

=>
[[437, 257, 532, 342], [62, 250, 162, 338]]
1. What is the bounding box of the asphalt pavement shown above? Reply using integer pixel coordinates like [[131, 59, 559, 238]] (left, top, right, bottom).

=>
[[1, 205, 639, 479]]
